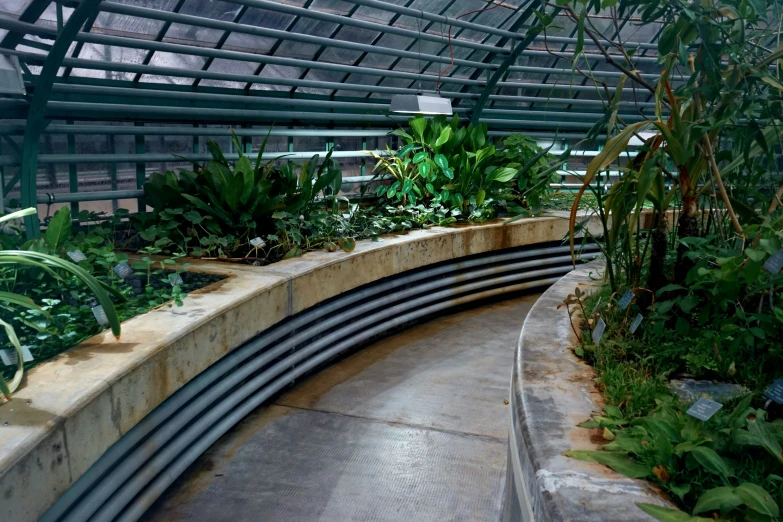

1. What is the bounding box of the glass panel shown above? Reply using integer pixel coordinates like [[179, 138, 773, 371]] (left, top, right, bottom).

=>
[[200, 58, 257, 89], [93, 12, 166, 38], [0, 0, 35, 16]]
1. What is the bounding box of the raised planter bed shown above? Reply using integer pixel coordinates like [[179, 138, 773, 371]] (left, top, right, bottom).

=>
[[504, 261, 676, 521], [0, 214, 600, 522]]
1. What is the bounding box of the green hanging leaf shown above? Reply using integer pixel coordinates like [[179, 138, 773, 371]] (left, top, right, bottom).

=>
[[45, 206, 72, 253]]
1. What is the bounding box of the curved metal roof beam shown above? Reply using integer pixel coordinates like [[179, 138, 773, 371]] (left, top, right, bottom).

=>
[[17, 0, 104, 237]]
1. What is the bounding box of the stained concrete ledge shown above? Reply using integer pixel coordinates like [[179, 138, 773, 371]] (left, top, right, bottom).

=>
[[0, 213, 597, 522], [506, 261, 676, 521]]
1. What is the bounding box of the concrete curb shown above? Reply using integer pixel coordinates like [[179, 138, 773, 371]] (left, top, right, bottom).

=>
[[505, 261, 675, 521]]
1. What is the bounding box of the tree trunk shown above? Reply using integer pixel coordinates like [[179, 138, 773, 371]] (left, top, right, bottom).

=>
[[674, 195, 699, 285], [647, 213, 669, 295]]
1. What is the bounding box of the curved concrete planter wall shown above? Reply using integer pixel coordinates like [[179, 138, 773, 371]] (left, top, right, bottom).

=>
[[504, 262, 675, 521], [0, 215, 598, 522]]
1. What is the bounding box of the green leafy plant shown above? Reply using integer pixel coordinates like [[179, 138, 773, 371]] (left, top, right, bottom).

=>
[[569, 395, 782, 522], [0, 208, 122, 397], [137, 129, 343, 259]]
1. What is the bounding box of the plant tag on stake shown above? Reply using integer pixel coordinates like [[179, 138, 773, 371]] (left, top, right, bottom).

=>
[[591, 297, 602, 316], [66, 249, 87, 262], [629, 313, 643, 334], [592, 318, 606, 345], [249, 237, 265, 248], [92, 304, 109, 326], [764, 379, 783, 405], [686, 397, 723, 421], [619, 289, 635, 310], [763, 249, 783, 274], [168, 273, 183, 286], [0, 346, 33, 366], [113, 262, 133, 279]]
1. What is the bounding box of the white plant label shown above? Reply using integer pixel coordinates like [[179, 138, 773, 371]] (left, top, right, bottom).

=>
[[592, 318, 606, 345], [619, 289, 635, 310], [113, 262, 133, 279], [630, 313, 643, 334], [250, 237, 265, 248], [168, 273, 184, 286], [92, 305, 109, 325], [763, 249, 783, 275], [686, 397, 723, 421], [0, 346, 33, 366], [66, 249, 87, 262]]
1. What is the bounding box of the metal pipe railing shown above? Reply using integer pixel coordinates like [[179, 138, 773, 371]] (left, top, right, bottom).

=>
[[42, 243, 599, 522]]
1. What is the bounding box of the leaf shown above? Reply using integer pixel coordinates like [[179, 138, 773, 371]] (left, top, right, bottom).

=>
[[419, 162, 431, 178], [412, 151, 428, 164], [690, 446, 733, 480], [45, 206, 72, 253], [564, 450, 650, 478], [434, 154, 449, 173], [0, 318, 24, 396], [409, 116, 427, 142], [0, 251, 122, 338], [492, 167, 518, 183], [636, 503, 711, 522], [745, 248, 767, 262], [234, 156, 254, 205], [476, 189, 486, 208], [693, 487, 742, 515], [0, 207, 36, 225], [435, 126, 452, 149], [338, 237, 356, 253], [569, 121, 649, 259], [734, 483, 779, 517], [574, 8, 586, 57]]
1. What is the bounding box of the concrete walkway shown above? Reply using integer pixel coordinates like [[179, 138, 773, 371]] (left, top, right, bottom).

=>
[[143, 294, 540, 522]]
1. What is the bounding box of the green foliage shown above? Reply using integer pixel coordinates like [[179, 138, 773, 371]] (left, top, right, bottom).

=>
[[0, 208, 220, 394], [138, 130, 344, 259], [574, 396, 782, 522], [370, 117, 555, 220]]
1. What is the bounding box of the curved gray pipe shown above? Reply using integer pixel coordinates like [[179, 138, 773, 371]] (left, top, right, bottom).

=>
[[44, 243, 599, 522], [84, 263, 585, 522], [44, 243, 596, 522], [116, 277, 563, 522]]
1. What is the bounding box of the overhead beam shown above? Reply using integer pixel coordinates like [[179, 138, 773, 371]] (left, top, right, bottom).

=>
[[18, 0, 105, 237]]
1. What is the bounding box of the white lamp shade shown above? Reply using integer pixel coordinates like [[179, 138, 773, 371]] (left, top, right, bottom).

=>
[[389, 94, 453, 115]]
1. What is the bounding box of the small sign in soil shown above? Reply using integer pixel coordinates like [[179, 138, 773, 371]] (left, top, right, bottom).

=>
[[592, 318, 606, 345], [66, 249, 87, 262], [629, 313, 643, 334], [763, 249, 783, 274], [113, 262, 134, 279], [686, 397, 723, 421], [619, 289, 635, 310], [764, 379, 783, 405], [0, 346, 33, 366]]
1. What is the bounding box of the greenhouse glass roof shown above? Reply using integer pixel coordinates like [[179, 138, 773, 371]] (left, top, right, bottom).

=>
[[0, 0, 666, 222], [0, 0, 664, 129]]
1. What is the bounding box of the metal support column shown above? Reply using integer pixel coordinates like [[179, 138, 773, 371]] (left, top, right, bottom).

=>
[[134, 122, 145, 212], [18, 0, 104, 237], [66, 120, 79, 215]]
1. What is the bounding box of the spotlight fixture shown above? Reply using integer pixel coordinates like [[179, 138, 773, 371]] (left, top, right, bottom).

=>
[[389, 92, 453, 115]]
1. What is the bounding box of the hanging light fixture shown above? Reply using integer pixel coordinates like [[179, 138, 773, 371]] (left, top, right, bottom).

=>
[[389, 15, 453, 116], [389, 92, 453, 115]]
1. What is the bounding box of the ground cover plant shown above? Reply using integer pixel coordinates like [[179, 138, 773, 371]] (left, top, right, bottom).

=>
[[547, 0, 783, 518], [0, 206, 222, 395]]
